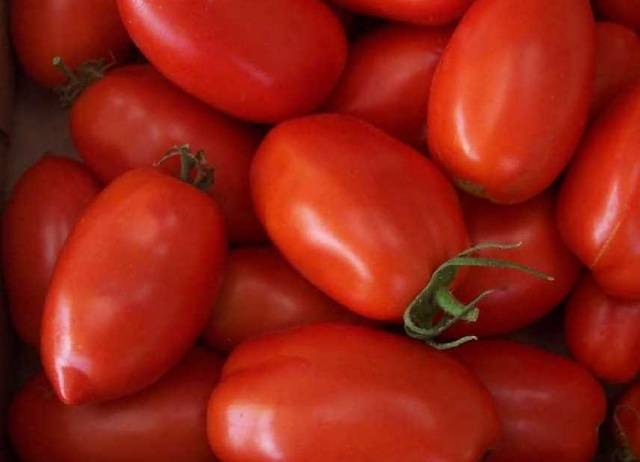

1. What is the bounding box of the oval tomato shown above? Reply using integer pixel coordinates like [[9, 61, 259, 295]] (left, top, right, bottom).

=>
[[41, 166, 226, 405], [251, 114, 468, 322], [116, 0, 347, 123], [70, 64, 264, 243], [454, 340, 607, 462], [330, 0, 474, 26], [207, 324, 500, 462], [2, 155, 100, 346], [614, 382, 640, 459], [11, 0, 131, 87], [428, 0, 595, 204], [596, 0, 640, 31], [326, 25, 450, 149]]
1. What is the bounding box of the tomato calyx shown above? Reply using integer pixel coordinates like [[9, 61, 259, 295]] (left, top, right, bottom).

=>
[[52, 55, 116, 108], [155, 144, 214, 191], [403, 242, 553, 349]]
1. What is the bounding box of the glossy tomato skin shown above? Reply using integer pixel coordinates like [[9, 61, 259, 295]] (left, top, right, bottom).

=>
[[331, 0, 474, 25], [2, 155, 100, 346], [596, 0, 640, 30], [557, 83, 640, 300], [41, 168, 226, 405], [455, 340, 607, 462], [202, 247, 362, 352], [117, 0, 347, 123], [326, 25, 450, 149], [251, 114, 468, 322], [428, 0, 595, 204], [10, 348, 221, 462], [71, 65, 264, 243], [11, 0, 131, 87], [207, 324, 500, 462], [614, 383, 640, 459]]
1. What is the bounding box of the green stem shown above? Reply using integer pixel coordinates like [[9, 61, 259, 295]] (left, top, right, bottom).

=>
[[154, 144, 214, 191], [52, 55, 116, 107]]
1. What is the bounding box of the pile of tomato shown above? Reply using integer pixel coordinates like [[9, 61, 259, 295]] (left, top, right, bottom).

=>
[[3, 0, 640, 461]]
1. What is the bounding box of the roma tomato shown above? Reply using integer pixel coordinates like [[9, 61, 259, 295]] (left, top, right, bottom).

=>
[[428, 0, 595, 204], [11, 0, 131, 87], [455, 340, 607, 462], [202, 247, 362, 352], [2, 155, 100, 346], [614, 382, 640, 460], [557, 83, 640, 300], [325, 25, 451, 149], [596, 0, 640, 30], [42, 164, 226, 405], [251, 114, 468, 322], [330, 0, 474, 26], [70, 65, 264, 243], [9, 348, 221, 462], [207, 324, 500, 462], [117, 0, 347, 123]]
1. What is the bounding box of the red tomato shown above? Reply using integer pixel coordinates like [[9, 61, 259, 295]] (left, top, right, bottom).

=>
[[557, 83, 640, 300], [251, 114, 468, 322], [70, 64, 264, 243], [325, 25, 450, 149], [207, 324, 500, 462], [2, 155, 100, 346], [10, 0, 131, 87], [455, 340, 607, 462], [116, 0, 347, 123], [202, 247, 362, 352], [428, 0, 595, 204], [596, 0, 640, 30], [9, 348, 220, 462], [330, 0, 474, 25], [614, 382, 640, 459], [41, 166, 226, 405]]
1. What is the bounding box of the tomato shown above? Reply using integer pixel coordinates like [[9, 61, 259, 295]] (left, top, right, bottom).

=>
[[10, 348, 220, 462], [251, 114, 468, 322], [2, 155, 100, 346], [70, 64, 264, 243], [596, 0, 640, 31], [116, 0, 347, 123], [202, 247, 363, 352], [325, 25, 450, 149], [207, 323, 500, 462], [614, 382, 640, 459], [557, 83, 640, 300], [428, 0, 595, 204], [11, 0, 131, 88], [41, 164, 226, 405], [454, 340, 607, 462], [330, 0, 474, 26]]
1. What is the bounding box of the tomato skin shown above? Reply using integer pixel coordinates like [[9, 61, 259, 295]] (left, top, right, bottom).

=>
[[9, 348, 220, 462], [557, 83, 640, 300], [330, 0, 474, 25], [454, 340, 607, 462], [207, 323, 500, 462], [116, 0, 347, 123], [326, 25, 450, 149], [71, 65, 264, 243], [428, 0, 595, 204], [251, 114, 468, 322], [41, 168, 226, 405], [10, 0, 131, 87], [596, 0, 640, 30], [2, 155, 100, 346], [614, 383, 640, 458]]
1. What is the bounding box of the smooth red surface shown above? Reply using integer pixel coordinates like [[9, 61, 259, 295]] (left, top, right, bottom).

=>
[[614, 383, 640, 458], [428, 0, 595, 204], [330, 0, 475, 25], [326, 25, 450, 149], [2, 155, 100, 346], [251, 114, 468, 321], [558, 83, 640, 300], [455, 340, 607, 462], [117, 0, 347, 123], [41, 168, 226, 404], [71, 65, 264, 243], [207, 324, 500, 462], [596, 0, 640, 30], [9, 348, 221, 462]]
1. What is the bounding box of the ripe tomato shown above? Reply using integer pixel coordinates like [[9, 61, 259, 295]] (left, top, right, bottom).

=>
[[325, 25, 451, 149], [207, 324, 500, 462], [330, 0, 474, 26], [2, 155, 100, 346], [41, 165, 226, 405], [614, 382, 640, 460], [10, 0, 131, 87], [117, 0, 347, 123], [251, 114, 468, 322], [202, 247, 363, 352], [70, 64, 264, 243], [557, 83, 640, 300], [428, 0, 595, 204], [455, 340, 607, 462], [596, 0, 640, 30], [10, 348, 220, 462]]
